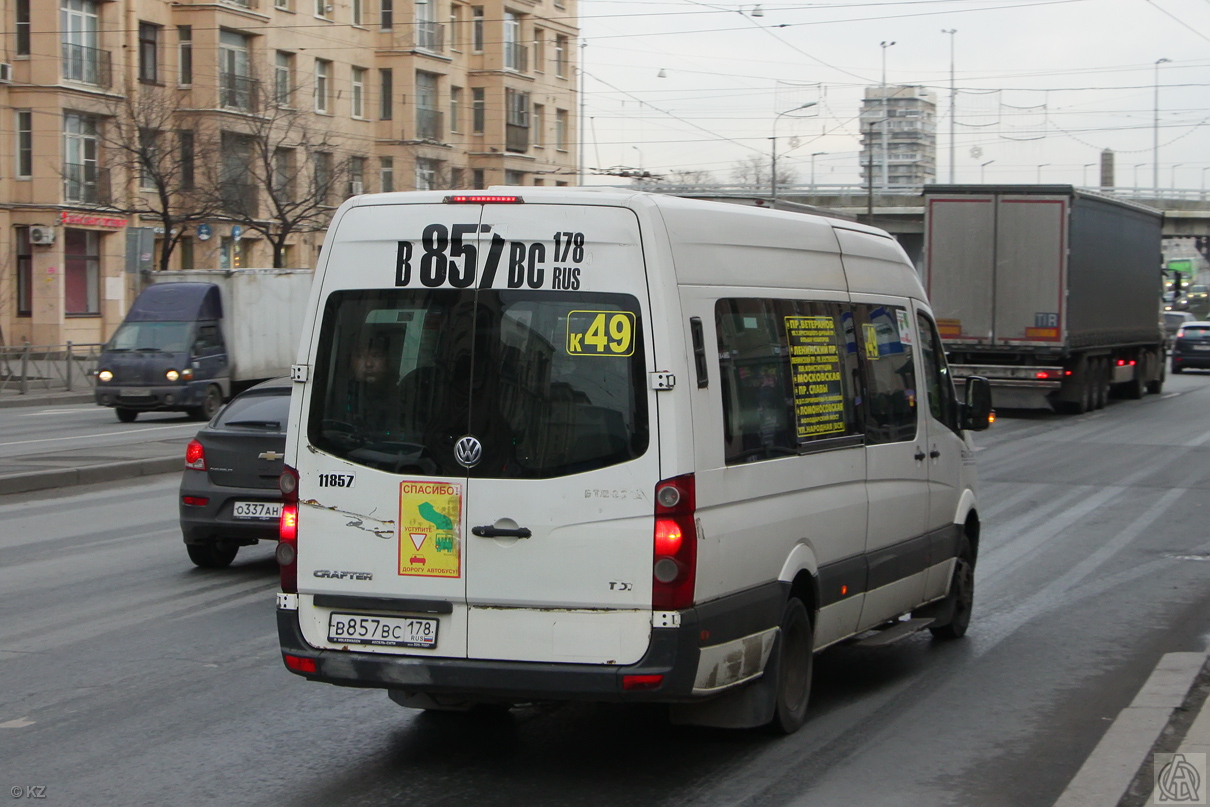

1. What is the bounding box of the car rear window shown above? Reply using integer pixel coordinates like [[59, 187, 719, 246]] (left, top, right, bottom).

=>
[[308, 289, 648, 479], [1180, 326, 1210, 339], [215, 392, 291, 430]]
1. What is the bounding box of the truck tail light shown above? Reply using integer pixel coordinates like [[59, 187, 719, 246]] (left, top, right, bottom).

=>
[[652, 474, 696, 610], [185, 439, 206, 470]]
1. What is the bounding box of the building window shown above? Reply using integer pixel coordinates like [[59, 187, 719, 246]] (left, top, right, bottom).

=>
[[64, 229, 100, 316], [16, 228, 32, 317], [348, 155, 365, 196], [179, 237, 194, 271], [415, 0, 441, 51], [472, 168, 485, 188], [532, 103, 543, 147], [351, 67, 366, 118], [275, 0, 290, 9], [63, 112, 101, 203], [533, 27, 544, 73], [352, 0, 363, 25], [449, 4, 461, 50], [138, 127, 159, 189], [504, 169, 525, 186], [380, 0, 393, 28], [61, 0, 106, 87], [314, 59, 330, 113], [315, 0, 328, 17], [138, 22, 159, 83], [504, 12, 525, 71], [415, 157, 439, 190], [379, 68, 393, 120], [380, 157, 394, 192], [416, 71, 441, 141], [555, 34, 568, 78], [179, 129, 194, 189], [219, 30, 253, 111], [472, 87, 485, 134], [472, 6, 484, 52], [16, 110, 32, 178], [16, 0, 30, 56], [220, 236, 246, 270], [313, 151, 332, 204], [505, 88, 530, 152], [555, 108, 568, 150], [177, 26, 192, 85], [450, 167, 464, 188], [275, 51, 293, 106], [220, 131, 256, 214], [273, 148, 294, 200], [450, 87, 462, 133]]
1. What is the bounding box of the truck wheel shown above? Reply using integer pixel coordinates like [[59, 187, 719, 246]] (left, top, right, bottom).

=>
[[1093, 360, 1108, 409], [766, 597, 813, 735], [1147, 359, 1165, 394], [187, 541, 239, 569], [930, 536, 975, 640], [190, 385, 223, 421], [116, 408, 138, 423], [1124, 374, 1145, 400]]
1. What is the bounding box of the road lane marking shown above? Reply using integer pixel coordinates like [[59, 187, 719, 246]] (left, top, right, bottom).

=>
[[0, 422, 197, 448]]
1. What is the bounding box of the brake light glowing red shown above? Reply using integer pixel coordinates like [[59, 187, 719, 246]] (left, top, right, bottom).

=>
[[1035, 371, 1050, 379], [182, 496, 209, 506], [278, 503, 299, 593], [652, 474, 696, 611], [1117, 359, 1126, 366], [622, 674, 663, 691], [283, 654, 317, 674], [184, 439, 205, 470], [444, 195, 524, 204]]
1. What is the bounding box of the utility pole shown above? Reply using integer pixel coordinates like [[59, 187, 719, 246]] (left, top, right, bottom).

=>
[[880, 41, 895, 191], [1154, 57, 1170, 193], [578, 41, 586, 186], [942, 29, 956, 183]]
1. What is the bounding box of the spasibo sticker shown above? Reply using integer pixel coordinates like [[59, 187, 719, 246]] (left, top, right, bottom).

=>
[[395, 225, 586, 290]]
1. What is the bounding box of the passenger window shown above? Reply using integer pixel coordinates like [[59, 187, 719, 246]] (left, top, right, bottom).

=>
[[916, 312, 960, 433], [194, 324, 223, 355], [715, 298, 860, 465], [853, 303, 917, 444]]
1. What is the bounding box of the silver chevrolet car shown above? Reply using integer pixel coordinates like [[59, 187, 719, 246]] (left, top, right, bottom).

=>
[[179, 377, 290, 568]]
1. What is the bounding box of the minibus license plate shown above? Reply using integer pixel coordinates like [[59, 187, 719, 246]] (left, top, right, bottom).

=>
[[327, 613, 438, 649], [232, 501, 282, 519]]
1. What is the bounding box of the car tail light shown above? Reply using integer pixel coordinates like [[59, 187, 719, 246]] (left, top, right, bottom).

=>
[[283, 654, 316, 674], [652, 474, 696, 610], [185, 439, 206, 470], [182, 496, 209, 506]]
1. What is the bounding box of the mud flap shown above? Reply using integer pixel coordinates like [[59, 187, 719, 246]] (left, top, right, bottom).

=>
[[668, 634, 780, 729]]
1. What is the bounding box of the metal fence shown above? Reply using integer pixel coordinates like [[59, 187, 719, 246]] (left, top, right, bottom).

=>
[[0, 343, 102, 394]]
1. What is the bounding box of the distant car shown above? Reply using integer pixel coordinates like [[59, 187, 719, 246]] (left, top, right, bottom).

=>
[[1171, 322, 1210, 374], [179, 377, 290, 568], [1164, 311, 1198, 346]]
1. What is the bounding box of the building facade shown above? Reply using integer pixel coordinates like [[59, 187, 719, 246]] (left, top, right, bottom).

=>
[[859, 85, 936, 190], [1, 0, 579, 347]]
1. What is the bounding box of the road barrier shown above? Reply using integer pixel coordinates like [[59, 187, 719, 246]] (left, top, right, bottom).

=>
[[0, 343, 102, 394]]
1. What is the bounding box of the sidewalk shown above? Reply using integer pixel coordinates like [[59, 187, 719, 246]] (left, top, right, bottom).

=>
[[0, 388, 95, 408]]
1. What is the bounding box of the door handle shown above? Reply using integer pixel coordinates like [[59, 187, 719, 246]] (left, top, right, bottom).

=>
[[929, 448, 941, 459], [471, 525, 532, 538], [914, 449, 927, 461]]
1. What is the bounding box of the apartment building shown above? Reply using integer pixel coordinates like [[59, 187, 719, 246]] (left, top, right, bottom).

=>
[[1, 0, 579, 347], [859, 85, 936, 190]]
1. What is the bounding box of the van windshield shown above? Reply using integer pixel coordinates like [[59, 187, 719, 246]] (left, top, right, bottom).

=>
[[308, 289, 648, 479], [106, 321, 193, 353]]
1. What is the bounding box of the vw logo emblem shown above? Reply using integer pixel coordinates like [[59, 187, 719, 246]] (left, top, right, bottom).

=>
[[454, 435, 483, 468]]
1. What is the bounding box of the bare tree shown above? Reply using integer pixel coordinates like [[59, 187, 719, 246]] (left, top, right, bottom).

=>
[[730, 155, 797, 191], [196, 76, 351, 268], [96, 81, 225, 272], [657, 169, 717, 189]]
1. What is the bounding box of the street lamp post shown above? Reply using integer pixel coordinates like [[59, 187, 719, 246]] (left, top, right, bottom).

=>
[[810, 152, 826, 189], [770, 101, 816, 202], [1083, 163, 1095, 186], [1037, 163, 1049, 183], [1134, 163, 1146, 189], [1201, 166, 1210, 197], [1172, 163, 1182, 190], [1154, 57, 1170, 192], [880, 40, 896, 191], [942, 29, 957, 183], [981, 159, 994, 183]]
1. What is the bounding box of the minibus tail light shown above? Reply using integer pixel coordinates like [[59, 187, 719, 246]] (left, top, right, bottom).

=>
[[652, 474, 696, 610], [278, 504, 298, 593]]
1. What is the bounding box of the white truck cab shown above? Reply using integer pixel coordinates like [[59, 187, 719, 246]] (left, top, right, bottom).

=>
[[276, 188, 992, 733]]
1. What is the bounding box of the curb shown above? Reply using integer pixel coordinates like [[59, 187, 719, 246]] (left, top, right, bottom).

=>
[[0, 392, 95, 409], [0, 456, 181, 495]]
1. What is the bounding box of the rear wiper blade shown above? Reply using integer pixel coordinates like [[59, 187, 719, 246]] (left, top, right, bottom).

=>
[[224, 419, 281, 429]]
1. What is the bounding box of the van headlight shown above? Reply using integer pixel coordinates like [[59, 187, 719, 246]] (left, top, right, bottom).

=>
[[97, 370, 113, 383], [166, 369, 180, 382]]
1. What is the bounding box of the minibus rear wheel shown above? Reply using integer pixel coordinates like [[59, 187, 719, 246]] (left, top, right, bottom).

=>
[[767, 597, 813, 735]]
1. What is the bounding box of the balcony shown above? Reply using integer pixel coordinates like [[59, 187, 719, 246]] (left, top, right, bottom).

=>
[[220, 73, 259, 113], [415, 108, 443, 142], [63, 164, 109, 205], [506, 123, 529, 153], [220, 181, 258, 215], [504, 42, 528, 73], [61, 43, 112, 88]]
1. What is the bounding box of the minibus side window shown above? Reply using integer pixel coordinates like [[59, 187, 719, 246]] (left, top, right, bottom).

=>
[[715, 298, 861, 465], [916, 312, 961, 435], [852, 303, 918, 444]]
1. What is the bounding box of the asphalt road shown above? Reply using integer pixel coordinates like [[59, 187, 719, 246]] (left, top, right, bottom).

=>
[[5, 370, 1210, 807], [0, 402, 200, 463]]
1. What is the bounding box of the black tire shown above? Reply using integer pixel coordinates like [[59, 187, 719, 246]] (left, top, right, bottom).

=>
[[190, 385, 223, 421], [1172, 365, 1184, 374], [187, 542, 239, 569], [116, 408, 138, 423], [1124, 375, 1145, 400], [1093, 360, 1108, 410], [930, 537, 974, 640], [766, 597, 814, 735]]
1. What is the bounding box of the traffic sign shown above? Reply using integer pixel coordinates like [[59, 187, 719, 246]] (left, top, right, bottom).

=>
[[232, 225, 243, 242], [197, 223, 212, 242]]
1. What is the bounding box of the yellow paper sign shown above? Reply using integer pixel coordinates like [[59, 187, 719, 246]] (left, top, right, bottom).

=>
[[398, 481, 463, 578]]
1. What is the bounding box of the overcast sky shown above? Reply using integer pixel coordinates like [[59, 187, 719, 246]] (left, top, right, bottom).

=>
[[576, 0, 1210, 190]]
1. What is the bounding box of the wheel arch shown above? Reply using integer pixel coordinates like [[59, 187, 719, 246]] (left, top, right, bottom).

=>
[[778, 542, 820, 622]]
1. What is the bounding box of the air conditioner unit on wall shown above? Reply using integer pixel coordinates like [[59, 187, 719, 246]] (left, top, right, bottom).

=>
[[0, 63, 12, 83], [29, 226, 55, 245]]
